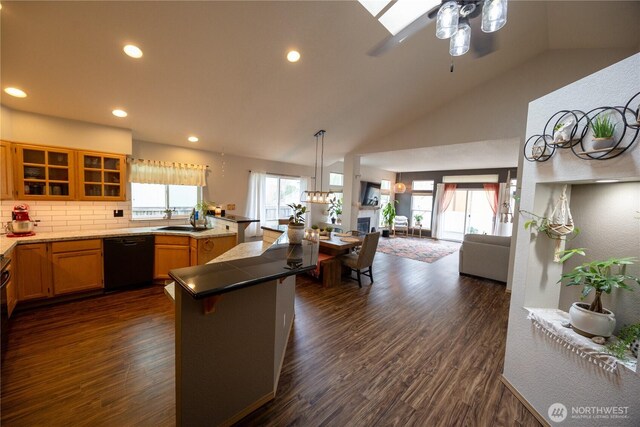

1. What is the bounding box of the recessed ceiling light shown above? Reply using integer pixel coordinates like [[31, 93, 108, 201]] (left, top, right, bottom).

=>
[[595, 179, 620, 183], [112, 109, 128, 118], [123, 44, 143, 59], [287, 50, 301, 63], [188, 136, 199, 143], [4, 87, 27, 98]]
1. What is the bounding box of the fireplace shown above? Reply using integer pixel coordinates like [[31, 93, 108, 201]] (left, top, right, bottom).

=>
[[357, 217, 370, 234]]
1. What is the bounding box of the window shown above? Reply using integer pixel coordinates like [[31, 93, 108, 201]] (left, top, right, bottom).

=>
[[412, 180, 434, 191], [381, 179, 391, 191], [131, 183, 200, 218], [378, 194, 391, 228], [329, 172, 344, 187], [265, 175, 302, 221], [411, 194, 433, 229]]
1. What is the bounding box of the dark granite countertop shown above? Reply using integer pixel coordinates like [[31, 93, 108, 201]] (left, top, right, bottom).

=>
[[169, 234, 318, 299], [207, 214, 259, 223], [261, 221, 287, 233]]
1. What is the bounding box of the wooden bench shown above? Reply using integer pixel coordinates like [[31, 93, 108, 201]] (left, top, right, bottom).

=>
[[309, 253, 342, 288]]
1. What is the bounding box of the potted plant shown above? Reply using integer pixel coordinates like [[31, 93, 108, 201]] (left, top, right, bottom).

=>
[[414, 213, 423, 227], [287, 203, 307, 244], [605, 323, 640, 359], [559, 256, 640, 338], [381, 200, 397, 238], [325, 226, 333, 235], [327, 197, 343, 224], [163, 208, 175, 220], [591, 113, 617, 150]]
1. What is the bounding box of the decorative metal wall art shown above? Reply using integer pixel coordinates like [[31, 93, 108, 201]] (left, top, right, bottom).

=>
[[525, 92, 640, 162]]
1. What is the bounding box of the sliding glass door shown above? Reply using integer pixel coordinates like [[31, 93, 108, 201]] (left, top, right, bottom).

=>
[[441, 190, 494, 241]]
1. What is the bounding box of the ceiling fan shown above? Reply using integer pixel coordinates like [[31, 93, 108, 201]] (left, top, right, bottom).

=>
[[365, 0, 507, 59]]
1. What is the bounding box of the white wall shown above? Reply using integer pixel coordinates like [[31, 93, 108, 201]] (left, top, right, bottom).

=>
[[357, 48, 637, 156], [504, 54, 640, 426], [1, 106, 132, 154]]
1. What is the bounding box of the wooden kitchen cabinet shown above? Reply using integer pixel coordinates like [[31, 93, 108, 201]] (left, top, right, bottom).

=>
[[5, 249, 17, 317], [77, 151, 126, 201], [154, 235, 191, 280], [14, 144, 76, 200], [0, 140, 14, 200], [15, 243, 51, 301], [51, 239, 103, 295], [190, 236, 236, 265]]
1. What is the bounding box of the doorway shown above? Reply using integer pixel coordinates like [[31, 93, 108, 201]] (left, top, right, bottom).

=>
[[441, 189, 494, 241]]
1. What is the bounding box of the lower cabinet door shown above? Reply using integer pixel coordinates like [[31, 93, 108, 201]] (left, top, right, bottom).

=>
[[16, 243, 51, 301], [154, 245, 190, 280], [52, 249, 103, 295]]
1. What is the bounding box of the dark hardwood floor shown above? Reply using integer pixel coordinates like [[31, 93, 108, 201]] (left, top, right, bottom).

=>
[[1, 251, 540, 427]]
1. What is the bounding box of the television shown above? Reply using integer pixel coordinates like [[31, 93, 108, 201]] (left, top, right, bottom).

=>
[[360, 181, 381, 206]]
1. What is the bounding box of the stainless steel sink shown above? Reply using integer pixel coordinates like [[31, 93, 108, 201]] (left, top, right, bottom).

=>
[[157, 226, 208, 233]]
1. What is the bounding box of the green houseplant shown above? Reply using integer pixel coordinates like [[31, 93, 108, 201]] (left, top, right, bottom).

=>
[[287, 203, 307, 244], [591, 114, 617, 150], [327, 197, 343, 224], [381, 200, 397, 238], [414, 213, 423, 227], [559, 256, 640, 337], [605, 323, 640, 359]]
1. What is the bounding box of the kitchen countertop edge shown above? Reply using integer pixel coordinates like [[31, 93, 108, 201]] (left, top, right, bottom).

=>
[[0, 227, 236, 256]]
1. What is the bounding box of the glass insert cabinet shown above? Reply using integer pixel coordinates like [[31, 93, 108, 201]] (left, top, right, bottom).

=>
[[15, 145, 76, 200], [77, 151, 126, 200], [13, 144, 126, 201]]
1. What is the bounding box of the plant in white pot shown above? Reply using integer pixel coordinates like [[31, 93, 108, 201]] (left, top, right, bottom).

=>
[[559, 256, 640, 338], [590, 113, 617, 150], [287, 203, 307, 245]]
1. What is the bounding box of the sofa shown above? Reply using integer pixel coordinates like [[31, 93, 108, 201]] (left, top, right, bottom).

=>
[[458, 234, 511, 283]]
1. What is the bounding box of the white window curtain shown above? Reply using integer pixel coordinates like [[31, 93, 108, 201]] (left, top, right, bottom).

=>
[[246, 171, 267, 237], [129, 159, 207, 186], [431, 183, 456, 239]]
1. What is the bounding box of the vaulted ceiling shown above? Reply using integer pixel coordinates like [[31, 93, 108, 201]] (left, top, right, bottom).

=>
[[1, 1, 639, 168]]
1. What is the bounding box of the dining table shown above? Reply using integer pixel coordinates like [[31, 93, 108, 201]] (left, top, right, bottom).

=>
[[316, 232, 364, 287]]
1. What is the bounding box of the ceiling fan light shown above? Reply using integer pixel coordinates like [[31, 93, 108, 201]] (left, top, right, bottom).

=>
[[449, 22, 471, 57], [436, 1, 460, 39], [481, 0, 508, 33]]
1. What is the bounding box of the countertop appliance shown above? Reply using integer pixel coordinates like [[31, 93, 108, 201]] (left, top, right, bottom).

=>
[[7, 204, 36, 236], [1, 255, 11, 365], [104, 235, 154, 291]]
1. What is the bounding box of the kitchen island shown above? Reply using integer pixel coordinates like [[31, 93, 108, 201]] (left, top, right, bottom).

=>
[[206, 214, 259, 244], [168, 232, 318, 426]]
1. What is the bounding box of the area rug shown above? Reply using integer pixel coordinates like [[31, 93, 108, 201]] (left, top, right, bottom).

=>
[[376, 236, 460, 264]]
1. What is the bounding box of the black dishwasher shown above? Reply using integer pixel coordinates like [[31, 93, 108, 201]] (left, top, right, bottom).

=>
[[104, 235, 154, 291]]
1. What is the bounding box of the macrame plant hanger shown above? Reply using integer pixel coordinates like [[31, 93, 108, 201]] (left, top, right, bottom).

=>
[[548, 185, 574, 262], [500, 171, 513, 223]]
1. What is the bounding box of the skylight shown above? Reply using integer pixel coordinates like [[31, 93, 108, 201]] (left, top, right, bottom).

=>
[[358, 0, 392, 17], [358, 0, 441, 36]]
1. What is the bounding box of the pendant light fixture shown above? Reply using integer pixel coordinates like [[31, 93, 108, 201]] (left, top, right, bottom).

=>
[[394, 171, 406, 194], [434, 0, 508, 58], [302, 130, 334, 204]]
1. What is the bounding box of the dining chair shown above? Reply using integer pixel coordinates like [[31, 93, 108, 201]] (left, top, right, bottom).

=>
[[340, 231, 380, 287]]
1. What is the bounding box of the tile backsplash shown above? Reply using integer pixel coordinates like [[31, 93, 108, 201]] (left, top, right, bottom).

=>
[[1, 200, 191, 233]]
